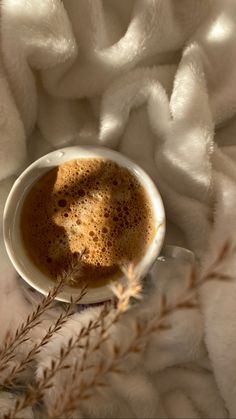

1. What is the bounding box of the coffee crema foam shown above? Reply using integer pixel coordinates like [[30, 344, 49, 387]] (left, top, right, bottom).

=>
[[21, 158, 154, 287]]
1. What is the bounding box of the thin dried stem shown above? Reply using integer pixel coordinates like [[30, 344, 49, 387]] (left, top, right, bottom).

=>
[[0, 258, 85, 376], [48, 303, 120, 418], [0, 276, 64, 375], [112, 263, 142, 311], [48, 266, 142, 418], [4, 303, 108, 419], [3, 242, 234, 419], [1, 285, 87, 390], [201, 240, 233, 282], [45, 292, 197, 418], [46, 245, 233, 418]]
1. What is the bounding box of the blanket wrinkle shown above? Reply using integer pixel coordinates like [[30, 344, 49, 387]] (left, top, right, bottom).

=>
[[1, 1, 236, 418]]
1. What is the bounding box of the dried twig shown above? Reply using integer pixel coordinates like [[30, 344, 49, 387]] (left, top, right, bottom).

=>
[[4, 303, 108, 419], [3, 242, 234, 419], [0, 277, 65, 375], [48, 266, 143, 418], [1, 285, 87, 390], [0, 257, 85, 376], [46, 244, 233, 418], [201, 240, 233, 283], [47, 292, 197, 417]]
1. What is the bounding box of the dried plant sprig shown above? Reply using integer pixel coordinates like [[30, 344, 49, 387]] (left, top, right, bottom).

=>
[[4, 303, 109, 419], [0, 277, 65, 375], [48, 265, 142, 418], [47, 300, 195, 416], [5, 262, 137, 419], [46, 244, 233, 418], [0, 257, 85, 375], [112, 264, 142, 312], [1, 285, 88, 390], [48, 304, 119, 418], [74, 265, 142, 375], [3, 242, 234, 419], [201, 240, 233, 281], [46, 292, 197, 418]]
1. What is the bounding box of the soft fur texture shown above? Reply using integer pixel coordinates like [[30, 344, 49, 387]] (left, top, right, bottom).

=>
[[1, 0, 236, 417]]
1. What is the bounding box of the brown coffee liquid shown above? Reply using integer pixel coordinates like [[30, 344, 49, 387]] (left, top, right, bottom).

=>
[[21, 158, 154, 287]]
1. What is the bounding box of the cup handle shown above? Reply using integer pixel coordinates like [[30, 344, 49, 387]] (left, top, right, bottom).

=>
[[157, 245, 195, 265]]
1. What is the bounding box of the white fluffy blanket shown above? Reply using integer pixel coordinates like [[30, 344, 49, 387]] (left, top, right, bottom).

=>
[[1, 0, 236, 417]]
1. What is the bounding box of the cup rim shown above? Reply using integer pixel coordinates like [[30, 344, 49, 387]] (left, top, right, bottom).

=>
[[3, 146, 165, 303]]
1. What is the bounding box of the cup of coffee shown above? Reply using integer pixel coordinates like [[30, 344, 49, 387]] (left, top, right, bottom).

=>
[[3, 146, 165, 303]]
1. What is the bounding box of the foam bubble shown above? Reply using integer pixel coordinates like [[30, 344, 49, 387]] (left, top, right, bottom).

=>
[[58, 199, 67, 207]]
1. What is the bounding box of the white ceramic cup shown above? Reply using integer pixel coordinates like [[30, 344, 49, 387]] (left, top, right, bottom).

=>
[[3, 146, 165, 303]]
